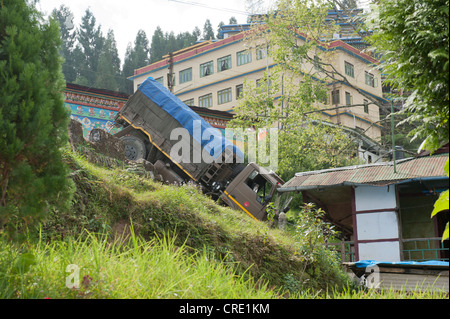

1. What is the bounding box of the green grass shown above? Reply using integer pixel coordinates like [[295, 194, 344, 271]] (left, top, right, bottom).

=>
[[0, 230, 279, 299], [1, 148, 447, 299]]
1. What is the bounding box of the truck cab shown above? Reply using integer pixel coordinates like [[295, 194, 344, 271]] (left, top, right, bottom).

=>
[[221, 163, 284, 221]]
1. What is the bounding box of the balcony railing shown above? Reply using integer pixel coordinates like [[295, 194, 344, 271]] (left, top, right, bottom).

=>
[[326, 237, 449, 263], [402, 237, 449, 262]]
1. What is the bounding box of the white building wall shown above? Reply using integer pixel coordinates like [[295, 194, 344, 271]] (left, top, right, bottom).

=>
[[354, 185, 401, 262]]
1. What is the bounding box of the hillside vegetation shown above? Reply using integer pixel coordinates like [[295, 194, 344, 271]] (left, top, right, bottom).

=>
[[1, 146, 447, 299]]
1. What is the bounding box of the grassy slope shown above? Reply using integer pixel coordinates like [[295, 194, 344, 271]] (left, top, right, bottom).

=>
[[38, 148, 349, 295], [1, 148, 447, 298]]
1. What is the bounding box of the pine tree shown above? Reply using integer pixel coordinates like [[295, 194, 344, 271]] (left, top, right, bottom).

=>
[[52, 4, 77, 83], [217, 21, 224, 39], [149, 26, 166, 63], [202, 19, 215, 40], [76, 8, 104, 86], [0, 0, 73, 235], [121, 30, 150, 93], [95, 29, 122, 91]]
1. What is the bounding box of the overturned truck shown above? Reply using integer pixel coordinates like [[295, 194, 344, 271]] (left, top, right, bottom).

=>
[[112, 77, 285, 221]]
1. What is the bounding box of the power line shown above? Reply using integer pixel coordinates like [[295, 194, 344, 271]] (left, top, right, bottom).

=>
[[168, 0, 250, 16]]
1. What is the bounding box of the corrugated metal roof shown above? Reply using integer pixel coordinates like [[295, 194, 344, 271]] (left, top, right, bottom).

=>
[[280, 154, 449, 192]]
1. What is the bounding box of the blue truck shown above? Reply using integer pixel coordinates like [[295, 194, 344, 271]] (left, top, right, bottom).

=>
[[113, 77, 285, 221]]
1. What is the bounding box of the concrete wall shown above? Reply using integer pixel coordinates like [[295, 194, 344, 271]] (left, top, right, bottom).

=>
[[354, 185, 401, 261]]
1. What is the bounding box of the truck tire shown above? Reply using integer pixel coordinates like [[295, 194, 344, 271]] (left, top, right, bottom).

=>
[[121, 136, 147, 161]]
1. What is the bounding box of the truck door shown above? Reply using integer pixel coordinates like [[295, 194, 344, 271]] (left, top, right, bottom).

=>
[[223, 167, 276, 221]]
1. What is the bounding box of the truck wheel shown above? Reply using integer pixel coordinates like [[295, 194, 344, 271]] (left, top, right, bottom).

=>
[[121, 136, 147, 161]]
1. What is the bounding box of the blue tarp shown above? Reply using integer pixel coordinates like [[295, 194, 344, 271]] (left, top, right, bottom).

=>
[[355, 260, 449, 268], [138, 77, 244, 160]]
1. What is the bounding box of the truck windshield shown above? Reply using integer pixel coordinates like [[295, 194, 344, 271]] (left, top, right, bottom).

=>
[[245, 170, 274, 204]]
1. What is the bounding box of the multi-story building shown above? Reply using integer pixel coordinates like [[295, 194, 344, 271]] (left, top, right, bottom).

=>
[[129, 27, 387, 163]]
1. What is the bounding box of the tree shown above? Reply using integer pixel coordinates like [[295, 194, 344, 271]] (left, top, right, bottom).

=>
[[52, 4, 77, 83], [95, 29, 122, 91], [366, 0, 449, 241], [229, 0, 363, 179], [366, 0, 449, 152], [121, 30, 150, 93], [149, 26, 165, 63], [0, 0, 73, 235], [76, 9, 104, 86], [217, 21, 225, 39], [202, 19, 215, 40]]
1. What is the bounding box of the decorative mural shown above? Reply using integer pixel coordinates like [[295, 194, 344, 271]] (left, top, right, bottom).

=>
[[64, 83, 129, 139]]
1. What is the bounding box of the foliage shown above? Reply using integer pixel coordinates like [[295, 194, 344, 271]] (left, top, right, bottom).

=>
[[0, 231, 277, 299], [366, 0, 449, 151], [95, 29, 122, 91], [0, 0, 74, 238], [75, 9, 104, 87], [431, 159, 449, 241], [148, 26, 200, 64], [366, 0, 449, 241], [202, 19, 215, 41], [51, 4, 77, 83]]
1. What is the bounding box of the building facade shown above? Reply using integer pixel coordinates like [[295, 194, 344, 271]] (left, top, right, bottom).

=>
[[65, 83, 129, 138], [130, 32, 384, 137]]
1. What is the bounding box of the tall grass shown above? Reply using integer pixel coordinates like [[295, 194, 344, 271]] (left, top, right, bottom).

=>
[[0, 228, 278, 299]]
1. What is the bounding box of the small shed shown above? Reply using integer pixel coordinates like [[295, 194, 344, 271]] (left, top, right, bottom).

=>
[[278, 151, 449, 263]]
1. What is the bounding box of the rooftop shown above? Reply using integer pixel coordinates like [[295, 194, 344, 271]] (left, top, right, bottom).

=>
[[279, 153, 449, 192]]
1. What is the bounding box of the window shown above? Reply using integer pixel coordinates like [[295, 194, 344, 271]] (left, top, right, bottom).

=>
[[331, 90, 340, 104], [198, 93, 212, 108], [236, 84, 243, 99], [363, 99, 369, 113], [256, 45, 268, 60], [184, 98, 194, 106], [314, 55, 321, 70], [365, 71, 375, 87], [218, 88, 232, 104], [345, 92, 352, 105], [237, 50, 252, 66], [200, 61, 214, 77], [217, 55, 231, 72], [345, 61, 354, 78], [179, 68, 192, 84], [245, 170, 274, 204]]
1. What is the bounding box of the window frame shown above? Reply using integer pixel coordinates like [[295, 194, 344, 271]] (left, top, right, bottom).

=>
[[237, 50, 252, 66], [217, 55, 232, 72], [198, 93, 212, 108], [365, 71, 375, 87], [256, 45, 268, 60], [345, 91, 353, 106], [363, 99, 369, 113], [217, 87, 232, 105], [179, 67, 192, 84], [344, 61, 354, 78], [183, 98, 195, 106], [331, 89, 340, 105], [200, 61, 214, 78], [236, 84, 243, 99]]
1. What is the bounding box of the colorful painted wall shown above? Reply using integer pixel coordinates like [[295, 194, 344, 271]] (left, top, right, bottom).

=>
[[64, 83, 129, 139]]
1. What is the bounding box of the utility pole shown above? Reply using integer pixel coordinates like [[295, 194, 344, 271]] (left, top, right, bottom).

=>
[[391, 99, 397, 173], [167, 52, 174, 93]]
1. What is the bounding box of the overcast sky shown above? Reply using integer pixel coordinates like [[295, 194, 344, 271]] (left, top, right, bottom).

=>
[[36, 0, 274, 64]]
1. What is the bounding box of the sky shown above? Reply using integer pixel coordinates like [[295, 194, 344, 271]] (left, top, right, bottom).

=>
[[36, 0, 275, 64]]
